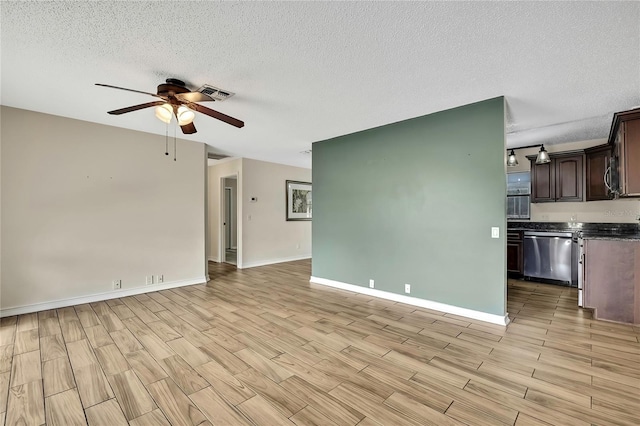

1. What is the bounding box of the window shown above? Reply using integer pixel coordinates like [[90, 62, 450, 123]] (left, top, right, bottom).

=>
[[507, 172, 530, 219]]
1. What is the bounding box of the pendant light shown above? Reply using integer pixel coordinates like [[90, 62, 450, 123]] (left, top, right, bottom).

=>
[[155, 103, 173, 123], [536, 144, 551, 164], [507, 149, 518, 167]]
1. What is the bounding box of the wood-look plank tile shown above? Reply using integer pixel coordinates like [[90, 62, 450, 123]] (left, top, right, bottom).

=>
[[166, 337, 211, 367], [445, 400, 510, 426], [235, 347, 292, 383], [16, 313, 38, 332], [195, 360, 254, 404], [11, 350, 41, 386], [199, 342, 249, 374], [0, 372, 9, 414], [515, 413, 555, 425], [44, 388, 86, 426], [40, 333, 67, 361], [235, 367, 306, 417], [39, 317, 62, 338], [137, 333, 175, 360], [110, 329, 144, 354], [61, 320, 86, 343], [290, 405, 340, 426], [128, 408, 171, 426], [237, 394, 296, 425], [147, 320, 182, 342], [124, 350, 168, 386], [147, 378, 208, 426], [280, 375, 364, 426], [74, 363, 114, 408], [14, 329, 40, 355], [84, 325, 115, 348], [190, 386, 253, 425], [42, 357, 75, 397], [157, 354, 209, 395], [0, 345, 14, 373], [85, 398, 128, 426], [329, 382, 421, 426], [107, 369, 156, 420], [6, 380, 45, 425], [95, 344, 129, 376], [66, 339, 98, 370]]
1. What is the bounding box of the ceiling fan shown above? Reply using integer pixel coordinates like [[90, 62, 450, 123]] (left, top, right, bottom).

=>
[[95, 78, 244, 134]]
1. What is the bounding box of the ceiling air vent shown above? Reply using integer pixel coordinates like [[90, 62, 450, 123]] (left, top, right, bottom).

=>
[[208, 152, 230, 160], [197, 85, 235, 102]]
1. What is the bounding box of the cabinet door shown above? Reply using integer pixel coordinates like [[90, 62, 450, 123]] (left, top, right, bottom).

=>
[[623, 119, 640, 196], [555, 155, 583, 202], [531, 161, 555, 202], [506, 242, 523, 274], [586, 147, 611, 201]]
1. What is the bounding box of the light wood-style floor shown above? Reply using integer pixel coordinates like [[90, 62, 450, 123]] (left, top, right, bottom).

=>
[[1, 259, 639, 425]]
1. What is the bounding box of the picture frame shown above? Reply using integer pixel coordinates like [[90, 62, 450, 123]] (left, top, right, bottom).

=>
[[286, 180, 312, 221]]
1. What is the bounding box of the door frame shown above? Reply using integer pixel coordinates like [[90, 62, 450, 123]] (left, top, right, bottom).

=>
[[219, 174, 239, 266]]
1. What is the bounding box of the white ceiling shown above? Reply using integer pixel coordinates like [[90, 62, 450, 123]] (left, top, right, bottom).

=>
[[2, 2, 639, 169]]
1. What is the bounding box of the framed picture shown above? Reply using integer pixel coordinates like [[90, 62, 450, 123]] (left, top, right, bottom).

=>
[[286, 180, 312, 221]]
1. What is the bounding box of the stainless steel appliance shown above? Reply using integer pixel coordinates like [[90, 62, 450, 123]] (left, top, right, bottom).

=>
[[523, 231, 578, 286]]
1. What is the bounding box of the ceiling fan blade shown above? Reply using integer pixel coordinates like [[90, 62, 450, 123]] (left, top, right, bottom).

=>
[[95, 83, 165, 99], [107, 101, 165, 115], [176, 92, 214, 103], [180, 122, 197, 134], [190, 103, 244, 128]]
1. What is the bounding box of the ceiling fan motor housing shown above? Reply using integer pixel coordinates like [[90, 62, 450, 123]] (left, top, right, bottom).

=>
[[158, 79, 190, 98]]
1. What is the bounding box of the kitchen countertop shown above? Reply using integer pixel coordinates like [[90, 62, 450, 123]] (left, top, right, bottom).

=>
[[507, 221, 640, 241]]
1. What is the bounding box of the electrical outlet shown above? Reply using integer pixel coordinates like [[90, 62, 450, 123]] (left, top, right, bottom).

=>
[[157, 274, 163, 283], [146, 276, 153, 285], [112, 280, 121, 290], [404, 283, 411, 294], [369, 279, 375, 288]]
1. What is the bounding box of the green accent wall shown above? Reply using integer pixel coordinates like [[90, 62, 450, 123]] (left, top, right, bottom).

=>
[[312, 97, 506, 316]]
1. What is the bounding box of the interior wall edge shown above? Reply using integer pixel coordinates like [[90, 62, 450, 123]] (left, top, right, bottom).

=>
[[310, 276, 510, 326], [0, 276, 207, 318]]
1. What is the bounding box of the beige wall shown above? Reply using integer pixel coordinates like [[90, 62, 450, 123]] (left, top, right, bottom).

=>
[[242, 158, 311, 267], [207, 158, 312, 268], [1, 107, 207, 313], [508, 138, 640, 223]]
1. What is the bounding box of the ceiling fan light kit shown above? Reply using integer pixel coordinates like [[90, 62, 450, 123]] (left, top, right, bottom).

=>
[[155, 103, 173, 124], [177, 105, 195, 125]]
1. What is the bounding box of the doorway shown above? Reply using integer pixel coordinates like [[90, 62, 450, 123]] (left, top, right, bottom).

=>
[[221, 176, 238, 265]]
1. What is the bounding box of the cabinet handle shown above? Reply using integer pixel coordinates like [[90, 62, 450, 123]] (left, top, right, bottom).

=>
[[604, 166, 611, 191]]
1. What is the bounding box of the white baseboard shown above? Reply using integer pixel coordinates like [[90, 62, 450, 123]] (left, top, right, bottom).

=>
[[240, 254, 311, 269], [309, 276, 510, 326], [207, 256, 220, 262], [0, 276, 207, 318]]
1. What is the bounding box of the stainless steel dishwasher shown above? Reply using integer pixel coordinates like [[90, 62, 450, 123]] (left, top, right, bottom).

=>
[[523, 231, 578, 286]]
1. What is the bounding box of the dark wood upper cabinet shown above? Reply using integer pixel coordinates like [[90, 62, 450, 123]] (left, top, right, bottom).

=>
[[585, 144, 612, 201], [529, 152, 584, 203], [531, 161, 555, 202], [609, 108, 640, 197]]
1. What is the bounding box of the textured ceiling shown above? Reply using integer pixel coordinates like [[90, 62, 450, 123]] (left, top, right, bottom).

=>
[[2, 1, 639, 168]]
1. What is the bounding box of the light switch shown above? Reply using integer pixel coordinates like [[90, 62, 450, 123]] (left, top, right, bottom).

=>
[[491, 227, 500, 238]]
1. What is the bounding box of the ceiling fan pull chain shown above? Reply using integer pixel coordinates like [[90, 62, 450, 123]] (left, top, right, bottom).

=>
[[174, 124, 177, 161], [165, 123, 169, 156]]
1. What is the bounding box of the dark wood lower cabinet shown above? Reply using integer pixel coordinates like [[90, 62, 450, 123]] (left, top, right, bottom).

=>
[[507, 231, 523, 275], [583, 239, 640, 325]]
